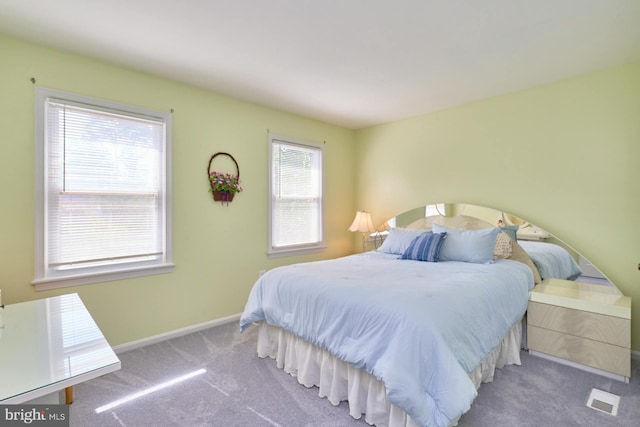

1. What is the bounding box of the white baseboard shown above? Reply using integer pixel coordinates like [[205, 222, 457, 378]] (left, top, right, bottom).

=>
[[112, 313, 241, 354]]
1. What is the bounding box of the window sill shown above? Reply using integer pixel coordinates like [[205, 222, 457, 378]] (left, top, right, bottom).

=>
[[32, 263, 175, 291], [267, 245, 326, 259]]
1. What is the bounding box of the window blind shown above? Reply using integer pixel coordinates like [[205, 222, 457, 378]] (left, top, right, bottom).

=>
[[45, 99, 165, 270], [270, 138, 323, 250]]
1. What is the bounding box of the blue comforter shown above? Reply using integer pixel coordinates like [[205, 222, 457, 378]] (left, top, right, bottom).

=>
[[519, 241, 582, 281], [240, 252, 534, 427]]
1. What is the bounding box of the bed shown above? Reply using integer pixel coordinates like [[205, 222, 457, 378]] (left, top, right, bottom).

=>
[[240, 215, 539, 427], [517, 240, 582, 281]]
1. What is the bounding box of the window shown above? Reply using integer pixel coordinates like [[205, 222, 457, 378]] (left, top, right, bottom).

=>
[[268, 133, 324, 256], [33, 87, 173, 290]]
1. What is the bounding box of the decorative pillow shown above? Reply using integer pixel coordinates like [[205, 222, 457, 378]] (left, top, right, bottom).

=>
[[500, 225, 519, 242], [493, 231, 513, 259], [432, 224, 502, 264], [399, 232, 447, 262], [378, 228, 428, 255]]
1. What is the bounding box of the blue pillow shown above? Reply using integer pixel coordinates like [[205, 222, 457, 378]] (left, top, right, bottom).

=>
[[378, 228, 428, 255], [399, 231, 447, 262], [432, 224, 501, 264], [500, 225, 519, 242]]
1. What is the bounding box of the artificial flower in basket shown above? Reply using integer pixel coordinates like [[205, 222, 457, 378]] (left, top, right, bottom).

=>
[[207, 152, 242, 205], [208, 171, 243, 204]]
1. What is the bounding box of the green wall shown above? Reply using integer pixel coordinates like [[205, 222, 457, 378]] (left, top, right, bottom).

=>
[[2, 32, 639, 353], [355, 62, 640, 351], [0, 35, 356, 345]]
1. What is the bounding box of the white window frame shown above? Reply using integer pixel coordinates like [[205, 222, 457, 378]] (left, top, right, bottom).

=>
[[33, 87, 174, 290], [268, 133, 325, 257]]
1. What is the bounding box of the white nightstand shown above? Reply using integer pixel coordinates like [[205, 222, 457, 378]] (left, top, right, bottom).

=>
[[527, 278, 631, 382]]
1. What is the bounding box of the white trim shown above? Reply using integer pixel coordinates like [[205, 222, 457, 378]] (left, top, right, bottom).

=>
[[267, 245, 326, 259], [529, 350, 629, 383], [112, 313, 241, 354], [33, 263, 175, 291], [36, 87, 169, 121]]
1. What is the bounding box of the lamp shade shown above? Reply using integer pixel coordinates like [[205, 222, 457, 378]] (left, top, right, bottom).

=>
[[349, 211, 375, 233]]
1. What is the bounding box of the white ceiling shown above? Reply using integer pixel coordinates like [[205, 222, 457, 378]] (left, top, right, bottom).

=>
[[1, 1, 639, 129]]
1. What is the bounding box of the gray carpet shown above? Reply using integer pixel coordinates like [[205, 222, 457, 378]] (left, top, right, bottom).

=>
[[70, 321, 640, 426]]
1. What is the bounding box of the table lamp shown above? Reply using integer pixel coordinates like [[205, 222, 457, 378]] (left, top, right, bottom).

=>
[[349, 211, 375, 251]]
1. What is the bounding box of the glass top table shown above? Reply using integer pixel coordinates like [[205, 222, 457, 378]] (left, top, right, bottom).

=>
[[0, 293, 121, 403]]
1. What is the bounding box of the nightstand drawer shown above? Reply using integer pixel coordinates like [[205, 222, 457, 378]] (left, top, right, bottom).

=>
[[528, 325, 630, 377], [528, 301, 630, 348]]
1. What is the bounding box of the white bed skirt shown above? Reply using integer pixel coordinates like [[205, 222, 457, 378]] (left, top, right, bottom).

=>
[[256, 320, 523, 427]]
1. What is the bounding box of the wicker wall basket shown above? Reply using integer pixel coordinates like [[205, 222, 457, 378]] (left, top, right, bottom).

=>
[[207, 152, 241, 205]]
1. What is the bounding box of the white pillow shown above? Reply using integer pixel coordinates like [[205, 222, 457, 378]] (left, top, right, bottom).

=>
[[377, 228, 427, 255], [432, 224, 501, 264]]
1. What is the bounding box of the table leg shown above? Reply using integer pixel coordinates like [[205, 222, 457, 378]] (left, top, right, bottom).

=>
[[65, 386, 73, 404]]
